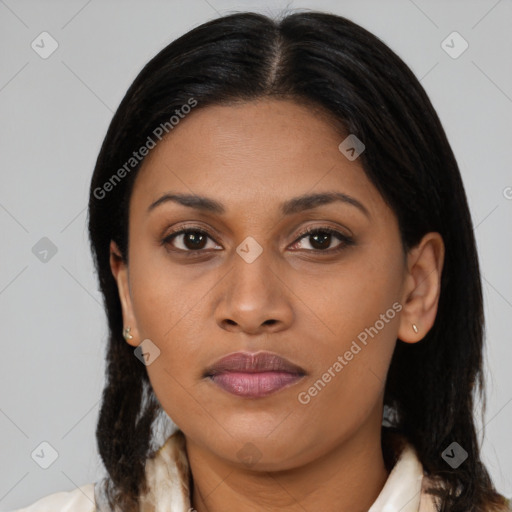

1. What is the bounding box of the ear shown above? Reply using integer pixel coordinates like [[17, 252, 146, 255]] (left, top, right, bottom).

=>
[[397, 232, 445, 343], [109, 240, 140, 347]]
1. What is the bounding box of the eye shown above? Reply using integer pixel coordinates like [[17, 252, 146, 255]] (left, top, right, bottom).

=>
[[162, 226, 221, 252], [290, 227, 354, 253]]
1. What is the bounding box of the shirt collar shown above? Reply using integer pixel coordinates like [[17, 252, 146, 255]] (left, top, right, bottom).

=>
[[368, 440, 425, 512], [96, 429, 432, 512]]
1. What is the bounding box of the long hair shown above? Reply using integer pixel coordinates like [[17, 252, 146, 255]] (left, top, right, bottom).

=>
[[87, 10, 509, 512]]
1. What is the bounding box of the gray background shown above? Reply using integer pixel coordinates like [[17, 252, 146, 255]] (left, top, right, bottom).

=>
[[1, 0, 511, 509]]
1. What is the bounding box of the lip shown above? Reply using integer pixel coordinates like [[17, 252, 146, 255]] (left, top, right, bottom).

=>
[[204, 351, 306, 398]]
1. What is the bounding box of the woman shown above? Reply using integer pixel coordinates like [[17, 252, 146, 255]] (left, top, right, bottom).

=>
[[14, 9, 510, 512]]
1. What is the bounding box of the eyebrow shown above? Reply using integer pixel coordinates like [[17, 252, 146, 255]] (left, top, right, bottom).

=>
[[147, 191, 370, 218]]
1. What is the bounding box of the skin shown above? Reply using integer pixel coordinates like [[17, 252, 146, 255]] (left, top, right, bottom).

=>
[[110, 98, 444, 512]]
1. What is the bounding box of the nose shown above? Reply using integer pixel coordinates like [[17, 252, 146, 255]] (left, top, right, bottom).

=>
[[214, 250, 294, 335]]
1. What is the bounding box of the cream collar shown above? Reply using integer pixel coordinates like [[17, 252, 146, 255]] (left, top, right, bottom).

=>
[[95, 429, 439, 511]]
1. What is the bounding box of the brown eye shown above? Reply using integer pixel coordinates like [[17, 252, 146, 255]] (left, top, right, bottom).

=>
[[290, 227, 354, 253], [163, 228, 221, 252]]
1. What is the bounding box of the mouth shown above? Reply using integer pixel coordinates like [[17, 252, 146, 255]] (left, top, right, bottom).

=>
[[204, 351, 307, 399]]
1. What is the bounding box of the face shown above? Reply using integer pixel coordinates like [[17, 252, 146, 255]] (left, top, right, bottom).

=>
[[110, 98, 444, 471]]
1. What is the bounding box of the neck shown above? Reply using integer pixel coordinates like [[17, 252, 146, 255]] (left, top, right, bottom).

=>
[[185, 422, 390, 512]]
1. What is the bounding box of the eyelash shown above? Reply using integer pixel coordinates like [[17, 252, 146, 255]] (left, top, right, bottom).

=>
[[161, 225, 354, 255]]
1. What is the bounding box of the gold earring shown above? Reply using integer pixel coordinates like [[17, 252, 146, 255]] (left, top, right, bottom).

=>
[[123, 327, 133, 340], [412, 323, 419, 334]]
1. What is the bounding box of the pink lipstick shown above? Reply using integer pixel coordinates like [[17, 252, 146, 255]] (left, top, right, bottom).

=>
[[204, 351, 306, 398]]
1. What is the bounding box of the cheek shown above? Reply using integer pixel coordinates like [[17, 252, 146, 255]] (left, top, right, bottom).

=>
[[296, 250, 402, 408], [127, 255, 211, 389], [301, 254, 403, 346], [129, 250, 201, 340]]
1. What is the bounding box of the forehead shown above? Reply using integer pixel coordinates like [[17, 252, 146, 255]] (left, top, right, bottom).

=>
[[130, 99, 385, 218]]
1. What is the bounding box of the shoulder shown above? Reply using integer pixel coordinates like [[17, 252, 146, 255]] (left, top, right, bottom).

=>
[[10, 483, 96, 512]]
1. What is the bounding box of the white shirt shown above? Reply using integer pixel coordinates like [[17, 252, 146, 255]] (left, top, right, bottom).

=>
[[11, 430, 440, 512]]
